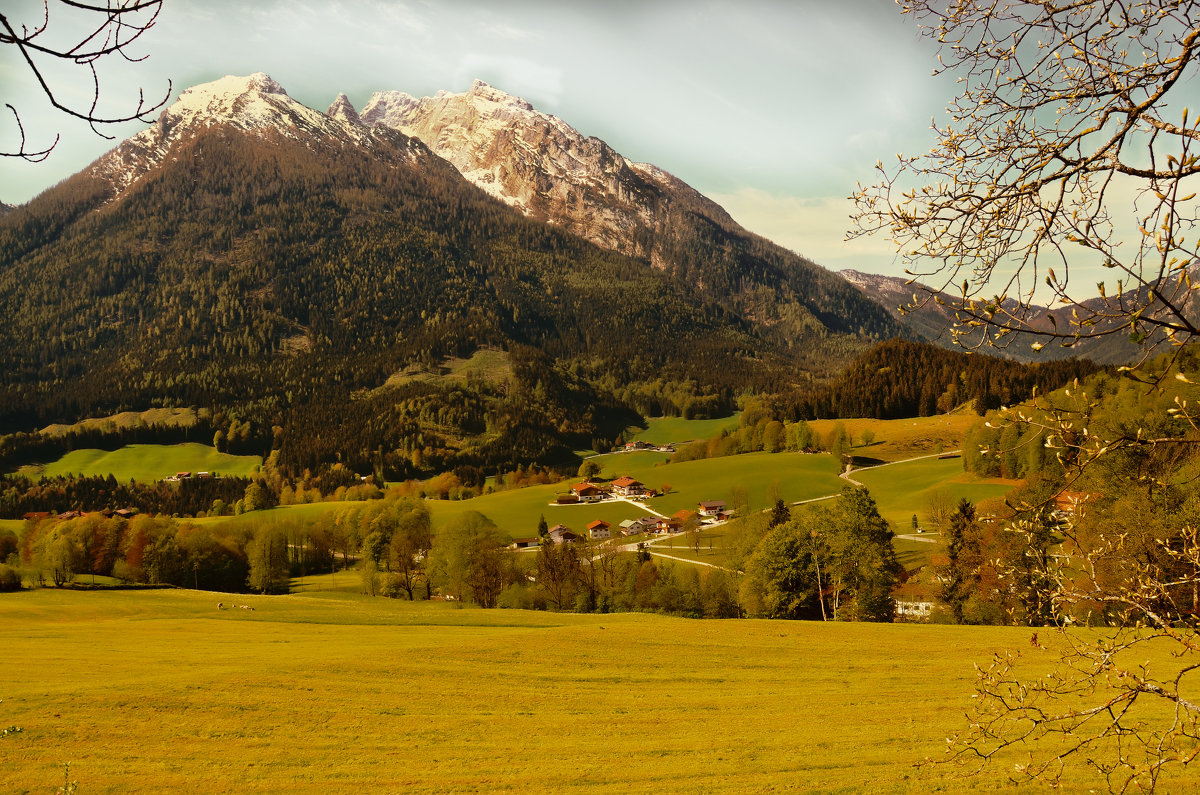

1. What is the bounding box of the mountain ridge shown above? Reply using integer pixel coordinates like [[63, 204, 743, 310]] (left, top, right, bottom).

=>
[[838, 268, 1195, 365], [353, 78, 902, 342]]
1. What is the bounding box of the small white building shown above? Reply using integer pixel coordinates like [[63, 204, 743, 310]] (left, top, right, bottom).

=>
[[587, 520, 612, 540]]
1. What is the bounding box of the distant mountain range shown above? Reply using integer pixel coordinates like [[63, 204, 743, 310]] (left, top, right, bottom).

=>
[[838, 268, 1182, 365]]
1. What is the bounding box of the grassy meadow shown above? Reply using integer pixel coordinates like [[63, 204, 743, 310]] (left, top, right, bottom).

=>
[[810, 413, 979, 462], [23, 443, 262, 482], [853, 457, 1019, 532], [629, 413, 742, 445], [0, 587, 1118, 794], [37, 407, 200, 436]]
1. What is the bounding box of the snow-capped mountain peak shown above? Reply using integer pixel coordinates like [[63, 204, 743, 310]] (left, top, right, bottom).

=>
[[164, 72, 303, 131], [466, 79, 534, 111], [92, 73, 375, 197]]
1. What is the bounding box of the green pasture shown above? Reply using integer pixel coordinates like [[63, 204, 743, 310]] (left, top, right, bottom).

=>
[[0, 587, 1142, 793], [420, 452, 843, 539], [599, 451, 844, 516], [810, 414, 979, 462], [853, 457, 1018, 532], [629, 413, 742, 445], [429, 491, 653, 539], [23, 443, 261, 483], [189, 500, 355, 527], [591, 449, 671, 470]]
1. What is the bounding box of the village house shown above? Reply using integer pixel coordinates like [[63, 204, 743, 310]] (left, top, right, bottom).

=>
[[624, 440, 654, 452], [895, 601, 934, 620], [587, 520, 611, 540], [510, 537, 540, 549], [672, 509, 698, 526], [1052, 491, 1102, 521], [548, 525, 580, 544], [570, 482, 606, 502], [619, 518, 655, 536], [610, 476, 647, 498], [697, 500, 727, 518], [654, 517, 682, 534]]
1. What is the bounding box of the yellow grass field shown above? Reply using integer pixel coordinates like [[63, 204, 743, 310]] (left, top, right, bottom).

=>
[[810, 413, 980, 462], [5, 588, 1177, 793]]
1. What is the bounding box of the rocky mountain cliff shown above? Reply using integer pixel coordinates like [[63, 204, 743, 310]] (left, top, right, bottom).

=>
[[359, 80, 736, 255]]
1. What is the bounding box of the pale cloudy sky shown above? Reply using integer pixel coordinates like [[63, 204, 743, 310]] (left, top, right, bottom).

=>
[[0, 0, 949, 276]]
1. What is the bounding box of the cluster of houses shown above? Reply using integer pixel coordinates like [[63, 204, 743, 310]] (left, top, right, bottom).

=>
[[163, 471, 214, 483], [622, 440, 674, 453], [558, 475, 653, 504], [510, 488, 732, 549]]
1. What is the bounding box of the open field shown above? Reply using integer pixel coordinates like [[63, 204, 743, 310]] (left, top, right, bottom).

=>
[[594, 451, 844, 516], [183, 454, 997, 573], [852, 457, 1019, 532], [0, 587, 1145, 793], [429, 491, 654, 538], [23, 443, 262, 482], [810, 413, 981, 462], [628, 413, 742, 445], [384, 347, 512, 389]]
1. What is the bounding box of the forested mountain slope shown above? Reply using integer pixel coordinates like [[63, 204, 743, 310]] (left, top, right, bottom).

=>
[[0, 74, 822, 478]]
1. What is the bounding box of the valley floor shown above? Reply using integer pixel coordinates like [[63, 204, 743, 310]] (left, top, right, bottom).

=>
[[2, 588, 1175, 793]]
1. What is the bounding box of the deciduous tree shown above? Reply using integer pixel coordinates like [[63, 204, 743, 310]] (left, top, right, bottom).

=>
[[852, 0, 1200, 363]]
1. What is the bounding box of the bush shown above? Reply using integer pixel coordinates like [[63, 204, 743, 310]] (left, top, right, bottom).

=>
[[498, 582, 543, 610], [0, 564, 22, 592]]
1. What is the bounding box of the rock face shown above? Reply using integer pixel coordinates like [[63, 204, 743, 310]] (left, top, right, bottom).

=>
[[326, 93, 362, 126], [361, 79, 734, 260], [361, 80, 900, 341]]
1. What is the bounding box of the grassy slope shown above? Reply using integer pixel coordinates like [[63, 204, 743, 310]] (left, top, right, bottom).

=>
[[630, 413, 742, 445], [853, 457, 1018, 532], [593, 451, 844, 515], [810, 413, 979, 462], [38, 407, 199, 436], [34, 443, 261, 482], [0, 587, 1128, 794], [384, 347, 512, 389], [423, 452, 844, 538]]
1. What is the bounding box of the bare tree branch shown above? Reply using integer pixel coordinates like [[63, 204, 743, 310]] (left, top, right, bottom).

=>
[[851, 0, 1200, 358], [0, 0, 171, 160]]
